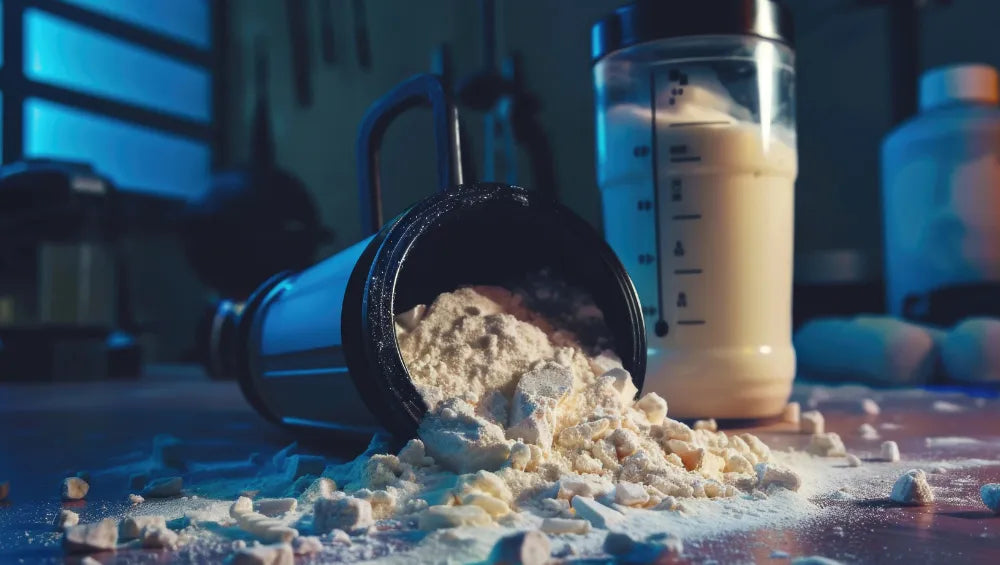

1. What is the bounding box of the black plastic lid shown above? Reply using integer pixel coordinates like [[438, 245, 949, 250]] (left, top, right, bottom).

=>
[[592, 0, 793, 63]]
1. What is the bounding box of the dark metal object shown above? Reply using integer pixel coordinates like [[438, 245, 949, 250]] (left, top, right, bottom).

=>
[[0, 159, 142, 380], [286, 0, 313, 107], [319, 0, 336, 65], [352, 0, 372, 70], [591, 0, 794, 64]]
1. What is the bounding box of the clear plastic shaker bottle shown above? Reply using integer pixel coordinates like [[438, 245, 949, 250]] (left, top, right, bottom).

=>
[[592, 0, 797, 418]]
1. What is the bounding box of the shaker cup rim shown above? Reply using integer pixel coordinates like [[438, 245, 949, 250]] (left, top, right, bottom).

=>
[[591, 0, 794, 64]]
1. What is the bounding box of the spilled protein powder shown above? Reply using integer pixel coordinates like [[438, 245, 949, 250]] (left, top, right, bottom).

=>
[[376, 287, 792, 527]]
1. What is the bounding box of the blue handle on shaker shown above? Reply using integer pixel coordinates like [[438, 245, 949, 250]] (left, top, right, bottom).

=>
[[356, 73, 464, 236]]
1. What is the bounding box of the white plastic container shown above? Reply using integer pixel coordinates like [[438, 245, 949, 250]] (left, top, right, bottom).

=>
[[592, 0, 797, 419], [882, 63, 1000, 318]]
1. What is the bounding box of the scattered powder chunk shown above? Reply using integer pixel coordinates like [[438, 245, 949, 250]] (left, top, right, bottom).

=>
[[981, 484, 1000, 513], [782, 402, 800, 424], [313, 497, 373, 534], [61, 477, 89, 501], [890, 469, 934, 505], [459, 493, 510, 517], [142, 476, 183, 498], [507, 361, 575, 449], [845, 454, 862, 467], [857, 423, 880, 440], [489, 531, 551, 565], [755, 463, 801, 492], [614, 482, 650, 507], [63, 519, 119, 553], [634, 393, 668, 425], [230, 496, 254, 518], [397, 439, 434, 467], [860, 398, 880, 415], [771, 550, 790, 558], [693, 419, 718, 432], [120, 515, 167, 540], [932, 400, 964, 413], [799, 411, 824, 435], [419, 400, 511, 474], [806, 433, 846, 457], [540, 518, 590, 535], [570, 496, 625, 529], [231, 496, 298, 544], [141, 526, 179, 549], [55, 509, 79, 529], [231, 543, 294, 565], [880, 441, 900, 463], [128, 494, 144, 506], [418, 505, 493, 530]]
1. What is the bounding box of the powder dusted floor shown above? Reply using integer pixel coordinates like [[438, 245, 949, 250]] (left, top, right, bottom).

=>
[[0, 368, 997, 564]]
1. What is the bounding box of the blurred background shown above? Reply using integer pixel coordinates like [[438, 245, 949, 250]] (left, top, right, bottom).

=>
[[0, 0, 997, 377]]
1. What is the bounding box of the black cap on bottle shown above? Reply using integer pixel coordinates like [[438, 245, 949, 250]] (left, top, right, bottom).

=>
[[592, 0, 793, 64]]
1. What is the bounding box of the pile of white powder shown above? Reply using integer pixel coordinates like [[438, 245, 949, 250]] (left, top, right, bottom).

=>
[[387, 285, 790, 518]]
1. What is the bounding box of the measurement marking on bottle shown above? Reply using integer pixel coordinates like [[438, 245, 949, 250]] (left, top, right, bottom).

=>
[[672, 213, 701, 220], [668, 120, 730, 128], [650, 70, 668, 338], [670, 156, 702, 163], [674, 268, 703, 275], [676, 320, 706, 326]]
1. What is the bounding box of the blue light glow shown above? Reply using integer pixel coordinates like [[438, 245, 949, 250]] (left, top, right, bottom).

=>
[[25, 9, 211, 122], [60, 0, 210, 49], [24, 98, 210, 197]]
